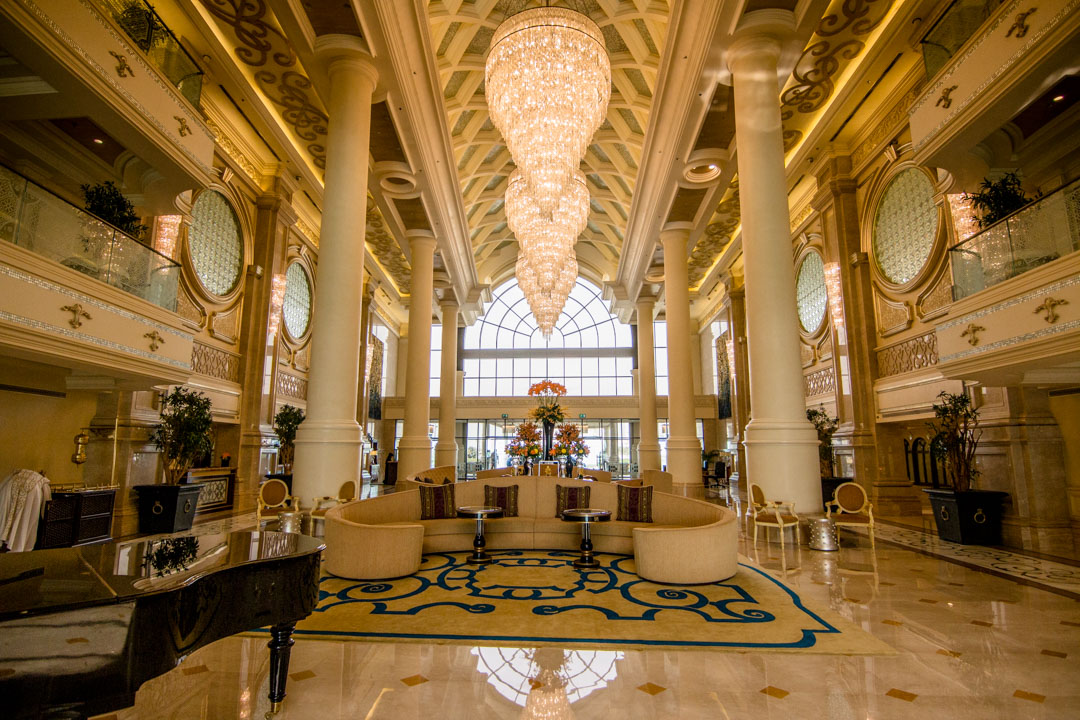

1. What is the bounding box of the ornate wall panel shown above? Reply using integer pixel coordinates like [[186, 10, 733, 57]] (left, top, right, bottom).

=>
[[276, 370, 307, 401], [191, 341, 241, 383], [876, 332, 939, 377], [875, 292, 912, 336], [804, 367, 836, 398], [917, 271, 954, 320]]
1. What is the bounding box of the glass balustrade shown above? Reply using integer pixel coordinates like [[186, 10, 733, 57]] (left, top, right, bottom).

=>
[[919, 0, 1006, 79], [950, 178, 1080, 300], [0, 165, 180, 312], [97, 0, 203, 107]]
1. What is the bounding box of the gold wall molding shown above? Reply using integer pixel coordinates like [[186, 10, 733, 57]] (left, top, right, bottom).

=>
[[875, 292, 912, 337], [192, 341, 241, 383]]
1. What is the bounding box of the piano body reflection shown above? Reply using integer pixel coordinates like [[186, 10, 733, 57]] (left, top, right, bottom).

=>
[[0, 530, 324, 719]]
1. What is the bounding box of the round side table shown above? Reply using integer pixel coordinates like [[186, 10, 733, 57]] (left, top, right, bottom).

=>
[[457, 505, 504, 564], [560, 508, 611, 568], [808, 517, 839, 551]]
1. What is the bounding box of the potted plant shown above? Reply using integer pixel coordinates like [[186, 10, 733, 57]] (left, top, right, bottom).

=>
[[528, 380, 567, 458], [923, 390, 1008, 544], [964, 172, 1032, 229], [273, 404, 305, 472], [137, 387, 215, 534], [81, 180, 148, 240], [806, 407, 839, 479]]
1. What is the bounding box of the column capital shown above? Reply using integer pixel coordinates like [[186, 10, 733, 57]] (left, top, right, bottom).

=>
[[724, 10, 796, 77], [440, 295, 459, 310], [315, 35, 378, 86], [406, 229, 437, 255]]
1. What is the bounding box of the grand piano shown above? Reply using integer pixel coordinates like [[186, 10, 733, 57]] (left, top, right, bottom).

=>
[[0, 530, 324, 719]]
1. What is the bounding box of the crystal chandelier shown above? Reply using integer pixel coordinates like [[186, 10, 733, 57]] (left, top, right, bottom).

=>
[[486, 7, 610, 215], [486, 6, 609, 336]]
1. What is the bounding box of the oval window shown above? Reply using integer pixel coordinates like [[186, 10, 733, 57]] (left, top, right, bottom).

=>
[[188, 191, 243, 296], [795, 251, 827, 333], [282, 261, 312, 339], [873, 168, 939, 284]]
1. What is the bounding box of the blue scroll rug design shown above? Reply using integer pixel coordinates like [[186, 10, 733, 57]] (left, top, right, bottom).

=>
[[280, 551, 893, 654]]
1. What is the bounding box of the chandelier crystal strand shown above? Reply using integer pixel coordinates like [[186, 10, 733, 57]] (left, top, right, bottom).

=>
[[486, 8, 610, 215]]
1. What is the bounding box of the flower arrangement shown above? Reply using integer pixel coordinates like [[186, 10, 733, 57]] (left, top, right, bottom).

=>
[[506, 421, 542, 461], [528, 380, 567, 425], [551, 423, 589, 460]]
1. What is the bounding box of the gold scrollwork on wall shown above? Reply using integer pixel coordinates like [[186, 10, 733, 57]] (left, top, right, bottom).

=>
[[108, 51, 134, 77], [961, 323, 986, 346], [1033, 296, 1068, 324], [61, 303, 91, 329], [143, 331, 165, 351], [1006, 8, 1037, 37]]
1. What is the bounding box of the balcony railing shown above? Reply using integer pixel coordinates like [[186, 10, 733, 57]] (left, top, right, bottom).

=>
[[0, 165, 180, 312], [919, 0, 1006, 79], [97, 0, 203, 107], [950, 178, 1080, 300]]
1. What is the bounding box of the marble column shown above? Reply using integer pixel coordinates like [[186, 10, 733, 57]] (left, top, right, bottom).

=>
[[660, 225, 702, 486], [292, 37, 378, 501], [397, 231, 437, 479], [237, 171, 295, 511], [724, 275, 752, 489], [635, 295, 662, 471], [434, 297, 459, 467], [726, 11, 820, 513]]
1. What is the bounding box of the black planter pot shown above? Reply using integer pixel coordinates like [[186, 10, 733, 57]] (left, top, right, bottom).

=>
[[542, 420, 555, 459], [924, 488, 1008, 545], [135, 484, 203, 535]]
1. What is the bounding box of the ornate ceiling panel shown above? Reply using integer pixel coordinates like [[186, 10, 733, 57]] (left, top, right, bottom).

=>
[[426, 0, 670, 280]]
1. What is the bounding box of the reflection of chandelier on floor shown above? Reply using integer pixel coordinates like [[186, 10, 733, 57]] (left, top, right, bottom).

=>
[[486, 6, 610, 335]]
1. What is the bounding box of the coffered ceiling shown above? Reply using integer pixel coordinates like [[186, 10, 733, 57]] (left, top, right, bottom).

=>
[[426, 0, 670, 285]]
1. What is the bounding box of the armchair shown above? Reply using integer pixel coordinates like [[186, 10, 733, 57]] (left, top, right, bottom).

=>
[[258, 478, 295, 524], [748, 483, 801, 550], [826, 481, 875, 549]]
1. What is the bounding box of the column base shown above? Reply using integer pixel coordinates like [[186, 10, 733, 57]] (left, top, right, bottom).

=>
[[665, 436, 702, 486], [638, 443, 662, 472], [397, 435, 433, 480], [434, 440, 459, 469], [292, 420, 363, 501], [744, 419, 820, 513]]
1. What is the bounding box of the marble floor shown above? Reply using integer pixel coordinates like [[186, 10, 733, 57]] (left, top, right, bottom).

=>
[[94, 485, 1080, 720]]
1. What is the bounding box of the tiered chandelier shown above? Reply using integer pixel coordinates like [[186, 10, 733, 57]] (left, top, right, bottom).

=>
[[486, 6, 610, 335]]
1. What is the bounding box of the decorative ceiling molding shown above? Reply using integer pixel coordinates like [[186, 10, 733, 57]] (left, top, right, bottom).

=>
[[199, 0, 329, 169], [367, 195, 412, 295]]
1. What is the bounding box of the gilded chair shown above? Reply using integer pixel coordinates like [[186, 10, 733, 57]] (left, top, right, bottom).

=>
[[309, 481, 357, 533], [827, 481, 875, 549], [258, 478, 294, 524], [748, 483, 801, 550]]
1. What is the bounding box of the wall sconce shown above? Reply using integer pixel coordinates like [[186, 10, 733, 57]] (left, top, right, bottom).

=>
[[268, 272, 287, 339], [71, 431, 89, 464], [151, 215, 181, 260]]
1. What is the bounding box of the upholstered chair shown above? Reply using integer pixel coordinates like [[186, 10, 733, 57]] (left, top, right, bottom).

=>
[[258, 478, 295, 524], [748, 483, 801, 550], [827, 481, 875, 549], [311, 481, 357, 526]]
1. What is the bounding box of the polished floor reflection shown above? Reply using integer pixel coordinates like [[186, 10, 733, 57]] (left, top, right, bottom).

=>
[[94, 487, 1080, 720]]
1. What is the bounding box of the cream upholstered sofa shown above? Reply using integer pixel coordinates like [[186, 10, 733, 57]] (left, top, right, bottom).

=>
[[323, 475, 737, 584]]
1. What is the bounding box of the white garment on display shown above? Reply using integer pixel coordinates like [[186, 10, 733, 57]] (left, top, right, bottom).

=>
[[0, 469, 51, 552]]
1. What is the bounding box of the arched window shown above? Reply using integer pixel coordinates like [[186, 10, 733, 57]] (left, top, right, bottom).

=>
[[460, 278, 634, 396]]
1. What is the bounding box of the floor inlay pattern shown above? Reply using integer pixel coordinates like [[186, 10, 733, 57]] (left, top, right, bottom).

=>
[[850, 523, 1080, 596]]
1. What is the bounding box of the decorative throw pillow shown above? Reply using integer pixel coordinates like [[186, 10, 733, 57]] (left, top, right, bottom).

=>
[[617, 484, 653, 523], [419, 483, 456, 520], [555, 484, 591, 517], [484, 484, 519, 517]]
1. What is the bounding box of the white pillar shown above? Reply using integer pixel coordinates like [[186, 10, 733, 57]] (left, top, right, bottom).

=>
[[661, 225, 702, 487], [726, 11, 820, 513], [636, 296, 661, 471], [292, 37, 377, 501], [397, 231, 437, 479], [434, 298, 459, 467]]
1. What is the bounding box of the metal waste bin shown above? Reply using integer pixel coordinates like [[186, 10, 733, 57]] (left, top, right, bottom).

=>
[[808, 517, 838, 551]]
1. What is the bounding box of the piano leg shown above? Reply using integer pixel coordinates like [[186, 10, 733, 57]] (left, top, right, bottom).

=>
[[266, 621, 296, 715]]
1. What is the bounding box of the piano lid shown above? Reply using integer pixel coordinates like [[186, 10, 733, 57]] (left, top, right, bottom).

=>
[[0, 530, 324, 620]]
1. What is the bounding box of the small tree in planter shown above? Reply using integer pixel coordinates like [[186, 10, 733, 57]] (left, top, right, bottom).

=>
[[81, 180, 148, 240], [924, 390, 1007, 544], [138, 387, 215, 534], [273, 405, 305, 471], [150, 386, 215, 485], [964, 172, 1032, 229], [807, 407, 839, 479]]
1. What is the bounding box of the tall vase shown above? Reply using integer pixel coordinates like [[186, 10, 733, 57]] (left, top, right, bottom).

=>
[[543, 420, 555, 460]]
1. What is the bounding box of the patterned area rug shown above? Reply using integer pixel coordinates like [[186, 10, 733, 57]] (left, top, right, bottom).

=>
[[266, 551, 894, 654]]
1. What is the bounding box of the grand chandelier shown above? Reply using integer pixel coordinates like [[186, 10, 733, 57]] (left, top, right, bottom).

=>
[[486, 7, 610, 216], [486, 6, 609, 336]]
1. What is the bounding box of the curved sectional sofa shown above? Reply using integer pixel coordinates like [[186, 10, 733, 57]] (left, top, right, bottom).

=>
[[324, 475, 738, 585]]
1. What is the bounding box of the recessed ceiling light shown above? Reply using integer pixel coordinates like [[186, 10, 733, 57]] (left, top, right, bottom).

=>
[[92, 138, 104, 144], [1052, 94, 1066, 102]]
